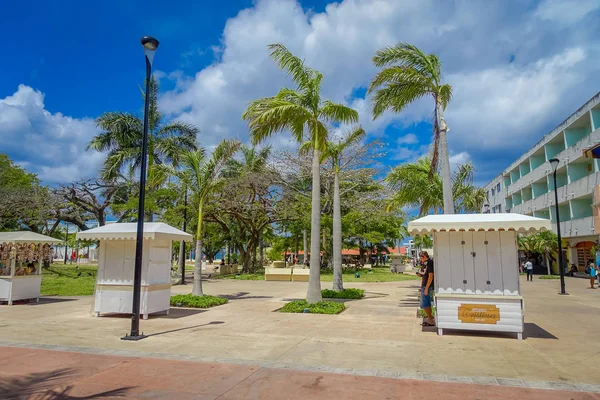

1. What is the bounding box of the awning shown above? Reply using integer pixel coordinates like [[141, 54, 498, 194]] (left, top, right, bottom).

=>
[[0, 231, 63, 245], [408, 213, 551, 235], [76, 222, 192, 241]]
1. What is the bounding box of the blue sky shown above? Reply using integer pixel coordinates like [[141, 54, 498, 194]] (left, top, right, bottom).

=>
[[1, 0, 599, 186]]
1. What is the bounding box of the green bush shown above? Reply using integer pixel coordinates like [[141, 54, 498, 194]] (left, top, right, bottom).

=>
[[321, 288, 364, 299], [170, 294, 228, 308], [539, 275, 560, 280], [280, 300, 345, 314]]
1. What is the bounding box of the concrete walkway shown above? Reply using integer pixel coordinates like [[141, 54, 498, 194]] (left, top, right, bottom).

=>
[[2, 347, 598, 399], [1, 276, 600, 392]]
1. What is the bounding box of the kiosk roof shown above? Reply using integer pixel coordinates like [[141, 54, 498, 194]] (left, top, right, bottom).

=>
[[0, 231, 63, 244], [408, 213, 551, 235], [76, 222, 192, 241]]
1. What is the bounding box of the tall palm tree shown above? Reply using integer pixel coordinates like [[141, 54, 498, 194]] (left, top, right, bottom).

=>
[[88, 77, 199, 182], [243, 44, 359, 304], [386, 157, 486, 215], [316, 127, 366, 291], [157, 139, 241, 296], [369, 43, 454, 213]]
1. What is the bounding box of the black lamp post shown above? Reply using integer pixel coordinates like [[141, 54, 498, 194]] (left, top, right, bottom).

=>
[[179, 187, 188, 285], [549, 158, 567, 295], [64, 222, 69, 265], [122, 36, 159, 341]]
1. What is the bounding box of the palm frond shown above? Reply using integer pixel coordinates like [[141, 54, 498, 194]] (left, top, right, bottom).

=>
[[268, 43, 314, 89], [371, 82, 430, 120], [243, 97, 311, 145], [319, 101, 359, 124]]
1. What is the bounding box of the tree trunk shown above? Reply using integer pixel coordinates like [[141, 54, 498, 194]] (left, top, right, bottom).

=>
[[437, 100, 455, 214], [259, 231, 264, 269], [332, 171, 343, 291], [545, 254, 551, 275], [307, 149, 323, 304], [178, 240, 186, 284], [192, 200, 204, 296], [303, 229, 308, 266]]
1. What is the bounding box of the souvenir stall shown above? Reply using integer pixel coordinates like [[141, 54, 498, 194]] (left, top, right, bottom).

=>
[[77, 222, 191, 319], [0, 232, 62, 305], [408, 213, 551, 340]]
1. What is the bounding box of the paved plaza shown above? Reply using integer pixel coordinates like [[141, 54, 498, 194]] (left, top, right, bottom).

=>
[[1, 276, 600, 397]]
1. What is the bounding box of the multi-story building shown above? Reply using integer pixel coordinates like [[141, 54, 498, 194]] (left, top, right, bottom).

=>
[[483, 91, 600, 271]]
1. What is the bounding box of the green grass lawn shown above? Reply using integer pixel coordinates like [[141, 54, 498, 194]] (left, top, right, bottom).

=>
[[320, 267, 419, 283], [41, 264, 97, 296]]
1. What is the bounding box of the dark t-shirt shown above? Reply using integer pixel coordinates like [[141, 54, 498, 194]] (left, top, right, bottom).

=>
[[421, 258, 434, 287]]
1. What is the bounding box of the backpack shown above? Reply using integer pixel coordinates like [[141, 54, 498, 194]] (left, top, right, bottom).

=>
[[585, 265, 591, 274]]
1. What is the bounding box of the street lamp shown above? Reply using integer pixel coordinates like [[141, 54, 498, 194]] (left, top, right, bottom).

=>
[[122, 36, 160, 341], [549, 158, 567, 295]]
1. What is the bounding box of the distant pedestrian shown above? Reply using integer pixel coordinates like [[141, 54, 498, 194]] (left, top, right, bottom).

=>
[[419, 251, 435, 327], [525, 259, 533, 281], [587, 259, 597, 289]]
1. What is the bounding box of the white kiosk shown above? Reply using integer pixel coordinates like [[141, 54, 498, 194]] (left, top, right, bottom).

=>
[[77, 223, 191, 319], [408, 213, 551, 340], [0, 232, 61, 305]]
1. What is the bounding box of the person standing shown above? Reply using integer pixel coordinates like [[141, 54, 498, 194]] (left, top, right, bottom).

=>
[[419, 251, 435, 327], [588, 259, 597, 289], [525, 259, 533, 282]]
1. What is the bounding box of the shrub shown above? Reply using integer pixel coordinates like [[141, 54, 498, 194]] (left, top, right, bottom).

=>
[[539, 275, 560, 280], [170, 294, 228, 308], [321, 288, 364, 299], [280, 300, 345, 314]]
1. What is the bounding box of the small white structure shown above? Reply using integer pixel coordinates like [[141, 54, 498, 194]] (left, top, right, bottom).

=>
[[408, 213, 551, 340], [0, 232, 61, 305], [77, 223, 191, 319]]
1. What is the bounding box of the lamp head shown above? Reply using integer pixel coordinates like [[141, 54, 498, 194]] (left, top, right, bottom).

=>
[[549, 158, 560, 172], [141, 36, 159, 51], [141, 36, 159, 66]]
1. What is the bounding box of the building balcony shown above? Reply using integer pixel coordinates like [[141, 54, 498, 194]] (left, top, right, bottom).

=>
[[553, 216, 595, 238]]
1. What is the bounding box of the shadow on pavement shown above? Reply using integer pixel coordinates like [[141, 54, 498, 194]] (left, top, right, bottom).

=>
[[147, 321, 225, 337], [1, 368, 134, 399], [220, 292, 273, 300], [524, 322, 558, 339], [160, 308, 208, 319]]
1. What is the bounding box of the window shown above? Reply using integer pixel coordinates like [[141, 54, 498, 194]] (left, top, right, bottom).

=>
[[498, 204, 502, 213], [491, 188, 495, 196], [496, 183, 501, 193]]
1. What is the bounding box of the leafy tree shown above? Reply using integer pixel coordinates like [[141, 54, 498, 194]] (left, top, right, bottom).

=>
[[243, 44, 359, 303], [518, 231, 558, 275], [87, 77, 199, 183], [158, 139, 240, 296], [386, 157, 486, 215], [369, 43, 454, 213], [317, 127, 366, 291]]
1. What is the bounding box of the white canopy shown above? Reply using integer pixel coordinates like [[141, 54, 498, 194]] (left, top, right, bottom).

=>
[[408, 213, 551, 235], [76, 222, 192, 241], [0, 231, 63, 245]]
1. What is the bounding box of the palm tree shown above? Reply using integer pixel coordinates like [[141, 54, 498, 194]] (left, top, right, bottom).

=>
[[316, 127, 366, 291], [157, 139, 241, 296], [369, 43, 454, 213], [386, 156, 486, 215], [243, 44, 359, 304], [88, 77, 199, 183], [520, 231, 558, 275]]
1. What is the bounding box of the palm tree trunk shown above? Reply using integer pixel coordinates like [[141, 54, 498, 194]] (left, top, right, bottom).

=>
[[303, 229, 308, 266], [332, 171, 343, 291], [192, 199, 204, 296], [307, 149, 323, 304], [437, 100, 455, 214], [259, 231, 264, 268], [546, 254, 551, 275]]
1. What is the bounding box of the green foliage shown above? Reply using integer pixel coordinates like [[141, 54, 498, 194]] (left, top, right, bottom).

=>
[[386, 157, 486, 215], [539, 275, 560, 280], [280, 300, 346, 314], [214, 272, 265, 280], [170, 294, 228, 308], [321, 288, 364, 299], [518, 231, 558, 257], [41, 264, 97, 296], [320, 268, 418, 283]]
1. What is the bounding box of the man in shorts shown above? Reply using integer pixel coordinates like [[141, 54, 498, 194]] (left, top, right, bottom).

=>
[[420, 251, 435, 326]]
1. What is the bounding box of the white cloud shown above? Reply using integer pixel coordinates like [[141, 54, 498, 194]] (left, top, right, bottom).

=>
[[449, 151, 471, 171], [534, 0, 600, 24], [397, 133, 419, 145], [0, 85, 101, 184]]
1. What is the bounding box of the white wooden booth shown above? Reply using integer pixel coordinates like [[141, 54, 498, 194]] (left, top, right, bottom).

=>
[[77, 223, 191, 319], [0, 232, 61, 305], [408, 214, 551, 340]]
